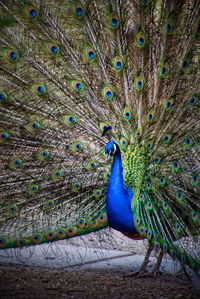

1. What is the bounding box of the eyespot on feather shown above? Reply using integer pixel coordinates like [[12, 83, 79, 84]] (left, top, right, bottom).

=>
[[47, 43, 59, 56], [9, 158, 22, 169], [0, 131, 9, 143], [113, 56, 123, 71], [73, 3, 84, 18], [102, 86, 114, 101], [4, 49, 18, 63], [135, 76, 144, 91], [25, 5, 38, 19], [0, 92, 7, 103], [57, 228, 66, 239], [72, 182, 81, 192], [110, 13, 119, 29], [62, 114, 77, 126], [51, 169, 62, 181]]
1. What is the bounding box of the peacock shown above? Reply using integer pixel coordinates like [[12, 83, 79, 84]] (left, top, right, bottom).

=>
[[0, 0, 200, 277]]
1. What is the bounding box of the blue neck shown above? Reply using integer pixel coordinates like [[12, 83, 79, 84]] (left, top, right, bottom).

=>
[[106, 145, 137, 233], [109, 147, 124, 192]]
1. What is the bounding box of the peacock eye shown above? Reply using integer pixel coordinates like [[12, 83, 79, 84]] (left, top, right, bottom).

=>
[[160, 63, 169, 78], [160, 176, 167, 186], [32, 84, 46, 96], [9, 205, 16, 212], [32, 234, 42, 243], [0, 92, 6, 101], [71, 142, 83, 152], [189, 97, 195, 104], [123, 107, 131, 121], [71, 81, 83, 91], [87, 48, 95, 60], [56, 228, 66, 239], [26, 121, 40, 133], [184, 136, 194, 148], [102, 86, 114, 101], [9, 158, 22, 169], [0, 131, 9, 143], [37, 86, 43, 93], [163, 133, 173, 144], [166, 24, 171, 33], [192, 175, 199, 186], [120, 137, 128, 148], [32, 122, 38, 129], [135, 76, 144, 91], [72, 182, 81, 192], [51, 45, 57, 53], [161, 67, 166, 74], [186, 138, 190, 144], [47, 43, 59, 56], [0, 237, 7, 247], [28, 184, 39, 194], [134, 216, 140, 226], [166, 19, 173, 34], [67, 226, 77, 236], [164, 97, 174, 111], [136, 32, 146, 48], [112, 18, 117, 26], [76, 7, 83, 16], [113, 56, 123, 72], [26, 6, 37, 19], [74, 3, 84, 17], [5, 49, 18, 63], [182, 60, 188, 69], [29, 9, 37, 18], [139, 37, 144, 45], [46, 231, 55, 240], [63, 114, 77, 126], [9, 51, 16, 60], [76, 83, 81, 90], [86, 160, 97, 170], [164, 136, 168, 142], [51, 169, 62, 181], [106, 91, 111, 97], [110, 13, 119, 28], [47, 200, 54, 208]]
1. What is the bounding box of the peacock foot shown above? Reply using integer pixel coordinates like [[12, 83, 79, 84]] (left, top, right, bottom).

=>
[[136, 270, 162, 278], [124, 269, 162, 278], [123, 269, 148, 277]]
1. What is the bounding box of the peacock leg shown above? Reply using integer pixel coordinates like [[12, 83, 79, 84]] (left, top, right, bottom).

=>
[[181, 264, 192, 281], [124, 243, 153, 277], [137, 250, 164, 278]]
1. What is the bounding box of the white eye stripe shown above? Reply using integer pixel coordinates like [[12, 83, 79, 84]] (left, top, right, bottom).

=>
[[113, 144, 116, 154]]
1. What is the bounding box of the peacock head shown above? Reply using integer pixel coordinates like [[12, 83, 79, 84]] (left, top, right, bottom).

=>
[[105, 140, 119, 160]]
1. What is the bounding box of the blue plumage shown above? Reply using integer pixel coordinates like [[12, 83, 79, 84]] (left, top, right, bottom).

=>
[[105, 141, 136, 233]]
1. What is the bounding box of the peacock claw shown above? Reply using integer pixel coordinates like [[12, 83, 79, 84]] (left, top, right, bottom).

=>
[[124, 270, 162, 279], [137, 270, 162, 278], [124, 269, 148, 278]]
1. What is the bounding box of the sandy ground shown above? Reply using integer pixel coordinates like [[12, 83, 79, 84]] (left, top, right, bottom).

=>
[[0, 263, 199, 299], [0, 231, 199, 298]]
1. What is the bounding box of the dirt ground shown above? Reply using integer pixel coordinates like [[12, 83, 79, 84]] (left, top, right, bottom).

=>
[[0, 264, 199, 299]]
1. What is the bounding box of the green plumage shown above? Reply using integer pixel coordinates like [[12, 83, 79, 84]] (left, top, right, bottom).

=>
[[0, 0, 199, 274]]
